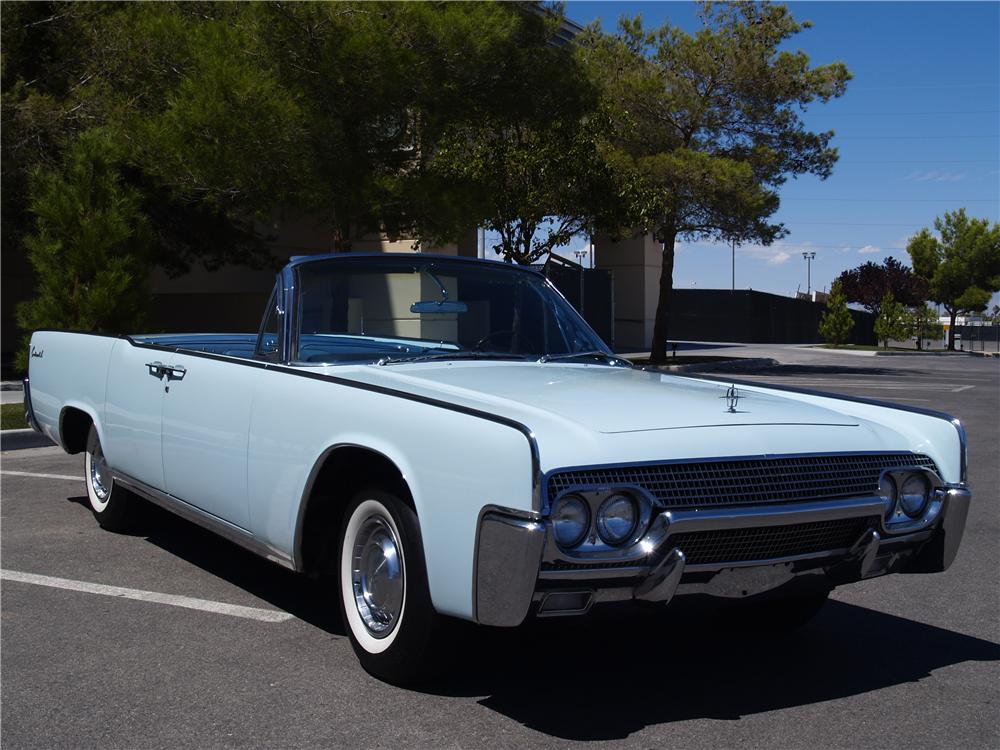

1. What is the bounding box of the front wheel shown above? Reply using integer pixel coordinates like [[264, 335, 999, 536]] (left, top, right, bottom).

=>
[[84, 425, 136, 532], [338, 488, 441, 684]]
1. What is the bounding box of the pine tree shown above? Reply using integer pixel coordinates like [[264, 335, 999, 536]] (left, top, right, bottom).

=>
[[819, 282, 855, 347], [874, 291, 906, 348], [15, 130, 151, 370]]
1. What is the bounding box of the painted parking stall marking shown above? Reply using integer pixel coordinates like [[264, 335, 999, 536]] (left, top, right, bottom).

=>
[[1, 470, 81, 482], [1, 569, 294, 623]]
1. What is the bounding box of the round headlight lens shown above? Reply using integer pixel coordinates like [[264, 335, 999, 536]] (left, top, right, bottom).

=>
[[597, 494, 638, 545], [552, 494, 589, 548], [899, 474, 931, 518]]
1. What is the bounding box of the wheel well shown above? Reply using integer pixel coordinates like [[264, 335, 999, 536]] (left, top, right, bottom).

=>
[[298, 446, 411, 577], [59, 407, 93, 454]]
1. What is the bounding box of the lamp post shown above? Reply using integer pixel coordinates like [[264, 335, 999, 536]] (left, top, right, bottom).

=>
[[802, 251, 817, 296]]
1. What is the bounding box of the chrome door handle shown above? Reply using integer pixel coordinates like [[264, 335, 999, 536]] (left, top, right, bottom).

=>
[[164, 364, 187, 380], [145, 361, 165, 377]]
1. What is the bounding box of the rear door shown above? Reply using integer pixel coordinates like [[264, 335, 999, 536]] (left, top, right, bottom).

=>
[[159, 352, 262, 529], [104, 340, 168, 490]]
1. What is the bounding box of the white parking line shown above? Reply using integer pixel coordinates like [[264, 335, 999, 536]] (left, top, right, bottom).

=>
[[1, 569, 294, 623], [1, 470, 81, 482]]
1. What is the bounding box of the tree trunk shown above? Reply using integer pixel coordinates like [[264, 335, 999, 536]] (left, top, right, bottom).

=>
[[947, 309, 957, 350], [649, 225, 677, 364]]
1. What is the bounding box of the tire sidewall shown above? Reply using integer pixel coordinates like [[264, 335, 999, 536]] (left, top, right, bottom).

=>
[[339, 497, 408, 655], [337, 487, 438, 681], [85, 426, 111, 514]]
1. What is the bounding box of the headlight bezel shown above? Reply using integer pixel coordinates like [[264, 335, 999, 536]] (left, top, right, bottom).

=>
[[547, 486, 653, 553], [879, 466, 944, 532]]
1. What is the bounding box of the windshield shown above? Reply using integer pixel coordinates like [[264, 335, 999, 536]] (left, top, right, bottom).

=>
[[292, 256, 610, 365]]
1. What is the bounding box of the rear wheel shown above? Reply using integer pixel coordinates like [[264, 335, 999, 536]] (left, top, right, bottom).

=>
[[84, 425, 135, 532], [337, 487, 441, 685]]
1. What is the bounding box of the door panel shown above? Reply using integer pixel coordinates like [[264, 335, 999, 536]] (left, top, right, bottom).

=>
[[161, 353, 260, 529], [104, 341, 167, 490]]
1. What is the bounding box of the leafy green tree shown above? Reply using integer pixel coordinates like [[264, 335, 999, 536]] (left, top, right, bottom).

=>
[[873, 291, 907, 348], [819, 281, 854, 347], [578, 2, 850, 363], [907, 209, 1000, 349], [905, 304, 944, 350], [434, 111, 618, 264], [15, 130, 152, 370]]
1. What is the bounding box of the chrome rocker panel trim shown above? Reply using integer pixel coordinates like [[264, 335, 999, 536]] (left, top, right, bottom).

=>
[[113, 470, 296, 570]]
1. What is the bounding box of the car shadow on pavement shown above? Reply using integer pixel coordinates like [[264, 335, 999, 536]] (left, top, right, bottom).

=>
[[64, 496, 347, 636], [422, 599, 999, 741]]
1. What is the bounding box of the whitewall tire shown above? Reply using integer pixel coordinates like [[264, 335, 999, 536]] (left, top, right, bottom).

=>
[[337, 487, 440, 684], [84, 425, 135, 532]]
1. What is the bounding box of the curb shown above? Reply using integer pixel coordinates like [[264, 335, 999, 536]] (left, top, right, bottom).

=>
[[1, 428, 55, 451], [641, 357, 780, 374], [873, 350, 998, 357]]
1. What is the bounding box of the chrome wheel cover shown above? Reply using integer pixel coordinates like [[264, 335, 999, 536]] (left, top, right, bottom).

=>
[[89, 441, 111, 502], [351, 516, 405, 638]]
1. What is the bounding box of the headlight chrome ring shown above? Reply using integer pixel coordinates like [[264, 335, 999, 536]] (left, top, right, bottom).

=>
[[596, 493, 639, 546], [552, 494, 590, 548]]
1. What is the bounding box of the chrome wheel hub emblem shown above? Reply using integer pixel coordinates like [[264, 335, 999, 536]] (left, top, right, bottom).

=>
[[351, 516, 404, 637]]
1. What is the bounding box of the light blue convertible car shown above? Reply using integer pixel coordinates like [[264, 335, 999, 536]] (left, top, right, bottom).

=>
[[25, 254, 970, 683]]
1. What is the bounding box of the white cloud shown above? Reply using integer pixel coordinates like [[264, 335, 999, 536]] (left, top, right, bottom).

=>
[[857, 244, 882, 254], [904, 170, 967, 183], [768, 251, 791, 265]]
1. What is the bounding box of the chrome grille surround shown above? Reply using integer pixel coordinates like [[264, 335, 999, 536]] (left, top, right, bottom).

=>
[[545, 452, 939, 511]]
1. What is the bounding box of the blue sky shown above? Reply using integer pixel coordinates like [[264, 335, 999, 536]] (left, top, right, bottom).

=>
[[540, 1, 1000, 305]]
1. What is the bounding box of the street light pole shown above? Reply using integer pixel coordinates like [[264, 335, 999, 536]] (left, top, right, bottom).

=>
[[802, 251, 817, 296]]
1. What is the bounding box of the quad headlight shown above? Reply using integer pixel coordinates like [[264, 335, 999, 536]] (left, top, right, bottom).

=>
[[552, 494, 590, 548], [899, 473, 931, 518], [881, 468, 937, 525], [596, 493, 639, 545]]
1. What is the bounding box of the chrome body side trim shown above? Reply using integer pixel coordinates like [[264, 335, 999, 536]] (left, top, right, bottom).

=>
[[113, 470, 296, 570], [122, 337, 543, 514], [473, 506, 545, 626]]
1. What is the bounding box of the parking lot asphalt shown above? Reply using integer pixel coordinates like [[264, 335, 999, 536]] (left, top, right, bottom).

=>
[[2, 353, 998, 749]]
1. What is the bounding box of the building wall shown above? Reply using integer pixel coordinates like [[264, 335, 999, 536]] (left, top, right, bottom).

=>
[[593, 233, 662, 349]]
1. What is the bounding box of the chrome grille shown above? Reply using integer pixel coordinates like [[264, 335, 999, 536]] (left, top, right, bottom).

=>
[[668, 516, 880, 566], [546, 452, 938, 509]]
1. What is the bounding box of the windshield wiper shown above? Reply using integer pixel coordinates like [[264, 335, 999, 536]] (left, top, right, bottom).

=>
[[537, 351, 632, 367], [375, 351, 531, 366]]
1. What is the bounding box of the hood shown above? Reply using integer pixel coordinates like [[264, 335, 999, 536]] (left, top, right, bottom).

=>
[[347, 362, 859, 434]]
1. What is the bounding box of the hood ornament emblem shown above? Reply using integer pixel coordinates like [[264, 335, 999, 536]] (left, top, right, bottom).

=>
[[724, 384, 741, 413]]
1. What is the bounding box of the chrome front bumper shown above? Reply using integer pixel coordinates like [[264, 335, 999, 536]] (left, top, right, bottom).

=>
[[473, 487, 971, 627]]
